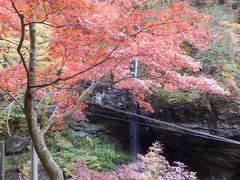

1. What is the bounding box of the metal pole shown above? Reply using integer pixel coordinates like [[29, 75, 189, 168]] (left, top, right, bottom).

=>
[[32, 144, 38, 180], [1, 141, 5, 180]]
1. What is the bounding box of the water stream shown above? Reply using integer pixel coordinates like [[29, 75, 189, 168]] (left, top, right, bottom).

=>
[[130, 101, 139, 160], [130, 60, 140, 160]]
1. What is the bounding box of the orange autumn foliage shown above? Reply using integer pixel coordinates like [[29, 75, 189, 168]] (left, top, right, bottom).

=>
[[0, 0, 229, 114]]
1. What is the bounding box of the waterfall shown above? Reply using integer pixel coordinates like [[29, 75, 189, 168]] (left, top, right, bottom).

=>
[[130, 60, 139, 161]]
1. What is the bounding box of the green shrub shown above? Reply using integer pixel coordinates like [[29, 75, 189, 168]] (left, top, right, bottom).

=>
[[150, 88, 201, 104], [5, 150, 31, 171], [194, 4, 239, 87], [47, 129, 131, 177], [5, 129, 131, 177]]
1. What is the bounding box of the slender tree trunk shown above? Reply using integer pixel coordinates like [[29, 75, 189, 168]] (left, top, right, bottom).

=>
[[24, 21, 64, 180]]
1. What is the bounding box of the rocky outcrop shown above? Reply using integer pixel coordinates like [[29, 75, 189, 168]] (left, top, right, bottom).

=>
[[149, 94, 240, 179], [90, 87, 129, 109], [151, 94, 240, 137], [68, 118, 130, 151], [76, 88, 240, 179]]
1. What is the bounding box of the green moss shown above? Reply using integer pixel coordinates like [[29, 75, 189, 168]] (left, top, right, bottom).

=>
[[151, 89, 201, 104]]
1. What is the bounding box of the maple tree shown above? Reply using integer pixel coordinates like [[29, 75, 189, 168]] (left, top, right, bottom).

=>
[[0, 0, 229, 179]]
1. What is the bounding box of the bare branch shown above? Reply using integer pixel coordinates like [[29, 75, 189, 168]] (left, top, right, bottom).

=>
[[5, 99, 16, 136], [3, 55, 13, 67], [12, 2, 30, 85], [25, 22, 66, 28], [0, 87, 24, 110], [36, 92, 54, 112], [0, 37, 31, 54], [41, 81, 100, 135], [40, 23, 66, 28]]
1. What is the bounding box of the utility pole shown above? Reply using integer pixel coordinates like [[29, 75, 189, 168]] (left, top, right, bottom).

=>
[[0, 141, 5, 180], [32, 145, 38, 180]]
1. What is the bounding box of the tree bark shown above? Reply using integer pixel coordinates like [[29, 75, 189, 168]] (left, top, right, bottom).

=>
[[24, 21, 64, 180]]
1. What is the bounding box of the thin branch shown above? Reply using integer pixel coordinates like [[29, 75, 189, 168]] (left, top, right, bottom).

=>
[[40, 22, 66, 28], [0, 37, 31, 54], [5, 99, 16, 136], [25, 21, 66, 28], [12, 2, 30, 85], [0, 87, 24, 110], [24, 5, 49, 26], [41, 81, 100, 135], [31, 45, 119, 88], [36, 95, 49, 112], [24, 2, 65, 28], [130, 20, 183, 38], [3, 55, 13, 67], [41, 105, 58, 133]]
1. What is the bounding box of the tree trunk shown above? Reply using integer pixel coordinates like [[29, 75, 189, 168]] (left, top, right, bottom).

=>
[[24, 21, 64, 180]]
